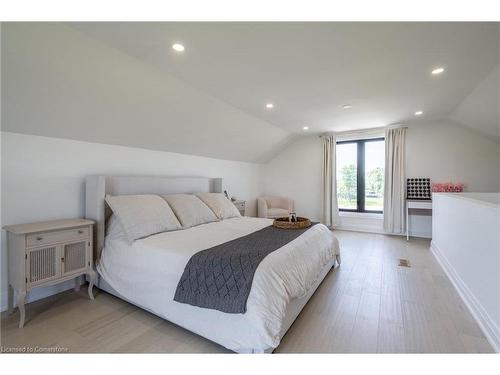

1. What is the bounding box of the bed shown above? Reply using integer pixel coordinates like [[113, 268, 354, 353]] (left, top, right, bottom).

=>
[[85, 175, 340, 353]]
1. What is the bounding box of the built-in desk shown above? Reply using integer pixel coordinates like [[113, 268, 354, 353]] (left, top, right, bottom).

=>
[[406, 199, 432, 240]]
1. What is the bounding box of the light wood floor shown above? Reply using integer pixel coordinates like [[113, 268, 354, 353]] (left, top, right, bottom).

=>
[[1, 231, 493, 353]]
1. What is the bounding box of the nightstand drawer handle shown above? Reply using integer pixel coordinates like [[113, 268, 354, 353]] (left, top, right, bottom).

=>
[[36, 236, 43, 241], [78, 230, 84, 234]]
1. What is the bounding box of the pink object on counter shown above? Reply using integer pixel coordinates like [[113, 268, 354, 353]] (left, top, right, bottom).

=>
[[431, 182, 464, 193]]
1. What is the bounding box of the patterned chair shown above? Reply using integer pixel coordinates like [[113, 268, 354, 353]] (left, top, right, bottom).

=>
[[257, 196, 295, 219]]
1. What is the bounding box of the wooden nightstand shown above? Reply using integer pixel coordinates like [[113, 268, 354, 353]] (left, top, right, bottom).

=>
[[3, 218, 96, 328], [232, 200, 246, 216]]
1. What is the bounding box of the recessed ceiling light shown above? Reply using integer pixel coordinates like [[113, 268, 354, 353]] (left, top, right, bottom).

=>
[[415, 110, 423, 116], [302, 126, 309, 130], [265, 103, 274, 109], [431, 67, 445, 75], [172, 43, 185, 52], [343, 104, 352, 109]]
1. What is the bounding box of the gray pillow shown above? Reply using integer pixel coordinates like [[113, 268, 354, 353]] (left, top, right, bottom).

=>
[[162, 194, 218, 228], [195, 192, 241, 219], [105, 194, 181, 242]]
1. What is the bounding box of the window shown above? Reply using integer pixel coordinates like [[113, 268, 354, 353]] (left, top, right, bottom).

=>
[[336, 138, 385, 213]]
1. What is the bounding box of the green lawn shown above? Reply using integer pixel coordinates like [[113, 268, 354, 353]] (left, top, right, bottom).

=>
[[338, 196, 383, 211], [366, 197, 383, 211]]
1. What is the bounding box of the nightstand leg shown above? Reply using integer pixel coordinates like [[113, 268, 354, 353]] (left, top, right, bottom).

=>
[[8, 284, 14, 315], [16, 291, 26, 328], [87, 271, 96, 300]]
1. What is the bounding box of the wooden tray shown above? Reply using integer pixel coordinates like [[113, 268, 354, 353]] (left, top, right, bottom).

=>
[[273, 217, 311, 229]]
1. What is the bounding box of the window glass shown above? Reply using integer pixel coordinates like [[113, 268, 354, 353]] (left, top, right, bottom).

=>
[[336, 139, 385, 212], [364, 140, 385, 212], [336, 143, 357, 210]]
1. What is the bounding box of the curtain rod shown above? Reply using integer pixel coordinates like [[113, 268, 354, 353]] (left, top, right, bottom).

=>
[[318, 124, 408, 138]]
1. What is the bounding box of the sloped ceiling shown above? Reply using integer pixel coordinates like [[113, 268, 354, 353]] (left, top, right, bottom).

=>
[[71, 22, 499, 134], [448, 63, 500, 141], [1, 23, 291, 163], [2, 22, 499, 164]]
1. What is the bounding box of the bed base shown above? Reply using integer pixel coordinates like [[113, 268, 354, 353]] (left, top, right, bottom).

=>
[[95, 257, 337, 354], [86, 174, 339, 353]]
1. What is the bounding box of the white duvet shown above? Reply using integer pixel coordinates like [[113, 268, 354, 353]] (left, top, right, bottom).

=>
[[97, 216, 339, 353]]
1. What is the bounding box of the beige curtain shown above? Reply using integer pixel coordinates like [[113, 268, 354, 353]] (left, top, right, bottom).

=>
[[322, 135, 340, 228], [383, 127, 407, 233]]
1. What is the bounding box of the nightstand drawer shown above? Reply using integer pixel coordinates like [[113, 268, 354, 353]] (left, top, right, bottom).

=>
[[233, 200, 246, 216], [26, 227, 89, 248]]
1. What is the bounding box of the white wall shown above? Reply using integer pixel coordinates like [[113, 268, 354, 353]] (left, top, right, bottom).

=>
[[0, 132, 263, 311], [431, 193, 500, 352], [263, 121, 500, 236], [262, 136, 323, 221], [406, 121, 500, 192], [406, 120, 500, 236]]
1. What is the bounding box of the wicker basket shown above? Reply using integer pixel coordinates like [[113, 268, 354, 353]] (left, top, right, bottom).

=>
[[273, 217, 311, 229]]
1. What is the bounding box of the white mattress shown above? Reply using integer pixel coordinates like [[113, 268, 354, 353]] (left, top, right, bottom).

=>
[[97, 216, 340, 353]]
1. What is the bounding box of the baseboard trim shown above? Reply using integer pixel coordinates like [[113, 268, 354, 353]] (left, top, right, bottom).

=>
[[334, 225, 386, 235], [335, 225, 431, 239], [430, 240, 500, 353]]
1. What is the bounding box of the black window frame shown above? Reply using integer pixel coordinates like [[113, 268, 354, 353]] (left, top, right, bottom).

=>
[[336, 137, 385, 214]]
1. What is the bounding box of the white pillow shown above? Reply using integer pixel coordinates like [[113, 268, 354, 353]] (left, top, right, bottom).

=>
[[162, 194, 218, 228], [105, 194, 181, 242], [195, 192, 241, 220]]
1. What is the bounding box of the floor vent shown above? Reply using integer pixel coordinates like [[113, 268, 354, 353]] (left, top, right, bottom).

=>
[[398, 259, 411, 267]]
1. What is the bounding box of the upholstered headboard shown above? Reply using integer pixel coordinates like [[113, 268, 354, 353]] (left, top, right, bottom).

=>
[[85, 175, 223, 263]]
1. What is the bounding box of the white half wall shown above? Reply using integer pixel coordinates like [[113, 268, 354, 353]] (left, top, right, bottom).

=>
[[0, 132, 263, 311], [431, 193, 500, 352], [263, 121, 500, 236]]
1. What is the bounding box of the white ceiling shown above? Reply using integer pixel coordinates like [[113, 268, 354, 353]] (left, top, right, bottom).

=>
[[3, 23, 499, 165], [2, 23, 291, 163], [71, 22, 500, 134]]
